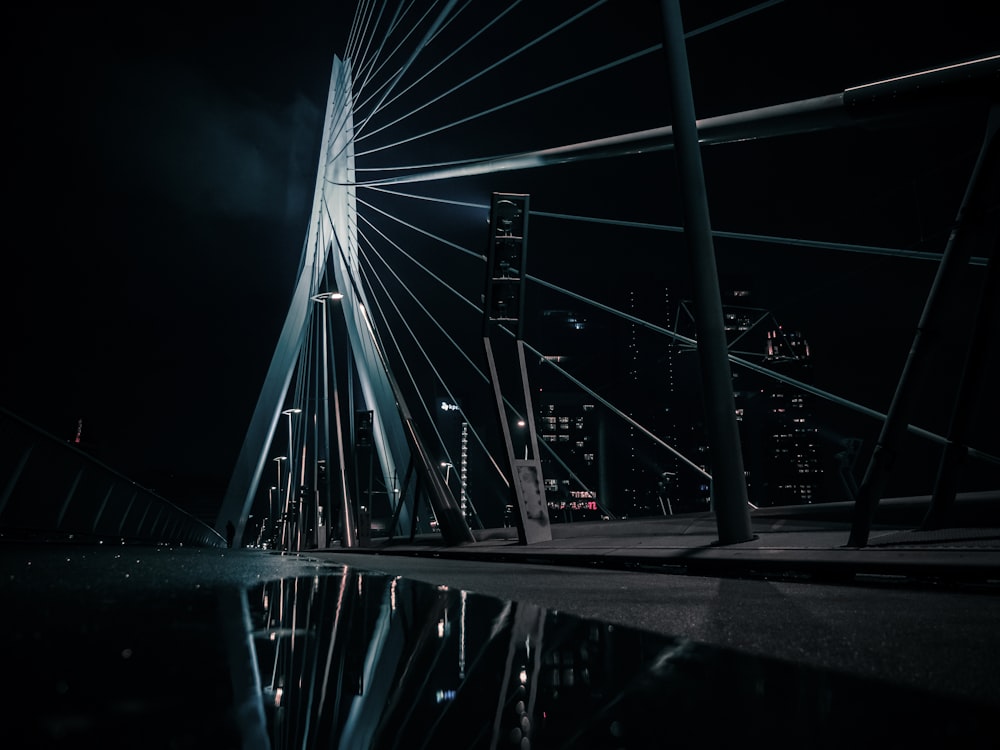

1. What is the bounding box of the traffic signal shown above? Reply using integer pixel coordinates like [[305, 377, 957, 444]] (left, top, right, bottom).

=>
[[355, 410, 373, 448], [484, 193, 529, 332]]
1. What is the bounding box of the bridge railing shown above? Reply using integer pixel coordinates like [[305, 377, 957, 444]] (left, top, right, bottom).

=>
[[0, 407, 225, 547]]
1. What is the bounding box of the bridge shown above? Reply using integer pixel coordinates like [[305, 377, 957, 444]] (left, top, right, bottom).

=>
[[2, 2, 998, 747], [210, 0, 999, 554]]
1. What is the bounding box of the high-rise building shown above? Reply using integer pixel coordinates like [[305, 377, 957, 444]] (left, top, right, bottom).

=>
[[534, 309, 606, 522], [534, 280, 825, 518], [674, 279, 825, 508], [537, 290, 687, 519], [757, 328, 824, 505], [536, 393, 605, 522], [618, 286, 682, 517]]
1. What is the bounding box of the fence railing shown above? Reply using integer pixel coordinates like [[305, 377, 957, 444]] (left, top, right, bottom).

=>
[[0, 407, 225, 547]]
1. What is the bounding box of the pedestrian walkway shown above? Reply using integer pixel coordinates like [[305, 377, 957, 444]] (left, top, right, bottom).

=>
[[336, 493, 1000, 585]]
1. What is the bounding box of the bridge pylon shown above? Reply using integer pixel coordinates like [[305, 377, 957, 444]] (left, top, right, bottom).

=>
[[216, 55, 473, 548]]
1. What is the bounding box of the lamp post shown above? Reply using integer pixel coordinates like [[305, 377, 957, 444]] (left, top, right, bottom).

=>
[[441, 461, 466, 525], [267, 485, 277, 548], [440, 461, 454, 487], [272, 457, 286, 550], [313, 290, 357, 548], [311, 291, 344, 549], [282, 408, 302, 453], [313, 292, 344, 302], [281, 408, 302, 550]]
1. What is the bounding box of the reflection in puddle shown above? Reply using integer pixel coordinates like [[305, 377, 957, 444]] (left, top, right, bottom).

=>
[[244, 569, 994, 749], [10, 563, 995, 748]]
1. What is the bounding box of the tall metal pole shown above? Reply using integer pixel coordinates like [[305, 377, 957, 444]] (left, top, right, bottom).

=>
[[658, 0, 752, 544], [320, 299, 331, 548], [848, 104, 999, 547], [273, 457, 285, 549], [267, 485, 276, 548], [315, 292, 343, 548], [281, 409, 300, 550], [922, 247, 998, 530], [331, 323, 357, 548]]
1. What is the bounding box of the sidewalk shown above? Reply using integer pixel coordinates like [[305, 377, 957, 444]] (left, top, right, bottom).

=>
[[334, 494, 1000, 583]]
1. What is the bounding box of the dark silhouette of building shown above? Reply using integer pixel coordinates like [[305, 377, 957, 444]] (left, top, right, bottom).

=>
[[533, 309, 607, 521], [756, 328, 824, 505], [675, 279, 826, 509]]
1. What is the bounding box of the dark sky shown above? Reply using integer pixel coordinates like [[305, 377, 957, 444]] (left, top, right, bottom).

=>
[[3, 1, 998, 514], [5, 3, 352, 498]]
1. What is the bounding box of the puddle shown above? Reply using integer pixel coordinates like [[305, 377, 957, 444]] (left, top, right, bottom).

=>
[[6, 561, 995, 748]]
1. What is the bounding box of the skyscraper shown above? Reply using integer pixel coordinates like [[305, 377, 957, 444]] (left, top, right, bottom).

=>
[[618, 286, 681, 517], [757, 328, 824, 505], [675, 279, 825, 508], [534, 309, 606, 522]]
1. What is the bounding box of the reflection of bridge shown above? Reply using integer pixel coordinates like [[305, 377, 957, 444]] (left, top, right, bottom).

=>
[[4, 524, 1000, 747]]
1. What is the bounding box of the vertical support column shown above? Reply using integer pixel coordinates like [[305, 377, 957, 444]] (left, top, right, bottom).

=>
[[849, 104, 999, 546], [356, 410, 375, 545], [483, 192, 552, 544], [922, 247, 998, 529], [658, 0, 752, 544], [315, 291, 349, 547], [329, 301, 357, 548], [316, 302, 329, 549]]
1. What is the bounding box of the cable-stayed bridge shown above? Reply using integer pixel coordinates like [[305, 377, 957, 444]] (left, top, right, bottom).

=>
[[2, 5, 999, 746], [208, 1, 999, 554], [2, 1, 997, 555]]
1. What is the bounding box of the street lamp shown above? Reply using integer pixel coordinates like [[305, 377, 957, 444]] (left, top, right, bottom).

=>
[[282, 408, 302, 446], [311, 291, 345, 550], [516, 418, 528, 459], [441, 460, 468, 524], [281, 409, 302, 550], [312, 291, 344, 302], [267, 485, 277, 548], [273, 457, 287, 488], [440, 461, 454, 487], [311, 291, 358, 549], [272, 457, 286, 549]]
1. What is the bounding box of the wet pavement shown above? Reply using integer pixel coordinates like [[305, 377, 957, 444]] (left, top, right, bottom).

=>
[[346, 498, 1000, 583], [2, 520, 999, 749]]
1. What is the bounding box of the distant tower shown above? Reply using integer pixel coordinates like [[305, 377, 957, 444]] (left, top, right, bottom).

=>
[[621, 286, 679, 517], [676, 277, 824, 508], [435, 395, 473, 525], [760, 328, 823, 505], [535, 309, 605, 521], [69, 417, 98, 456]]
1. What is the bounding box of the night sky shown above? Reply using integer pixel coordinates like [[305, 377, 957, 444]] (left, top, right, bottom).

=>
[[5, 3, 352, 505], [3, 1, 998, 520]]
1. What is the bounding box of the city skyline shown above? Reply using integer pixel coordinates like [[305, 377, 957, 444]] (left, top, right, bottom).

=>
[[532, 280, 832, 520]]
